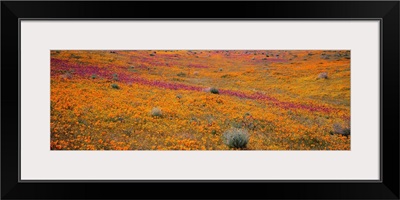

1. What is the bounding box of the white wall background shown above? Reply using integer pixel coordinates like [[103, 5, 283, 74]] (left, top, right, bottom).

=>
[[21, 21, 380, 180]]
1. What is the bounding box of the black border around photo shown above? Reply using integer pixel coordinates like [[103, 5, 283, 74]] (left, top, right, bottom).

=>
[[1, 1, 399, 199]]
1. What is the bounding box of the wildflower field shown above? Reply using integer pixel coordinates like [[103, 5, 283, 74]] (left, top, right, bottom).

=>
[[50, 50, 350, 150]]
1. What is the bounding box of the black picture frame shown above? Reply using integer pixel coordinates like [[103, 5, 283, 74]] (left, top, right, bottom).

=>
[[1, 1, 399, 199]]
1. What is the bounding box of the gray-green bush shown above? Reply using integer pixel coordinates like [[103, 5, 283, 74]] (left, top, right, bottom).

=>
[[210, 87, 219, 94], [151, 107, 162, 117], [331, 123, 350, 137], [111, 83, 120, 89], [222, 128, 250, 149], [317, 72, 328, 79]]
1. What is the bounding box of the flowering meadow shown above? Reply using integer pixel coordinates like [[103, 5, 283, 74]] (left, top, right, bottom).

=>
[[50, 50, 350, 150]]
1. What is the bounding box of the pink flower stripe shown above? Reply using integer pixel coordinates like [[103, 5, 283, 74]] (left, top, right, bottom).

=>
[[51, 58, 341, 115]]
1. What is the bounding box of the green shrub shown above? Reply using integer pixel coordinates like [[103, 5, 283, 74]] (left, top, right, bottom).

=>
[[91, 74, 97, 79], [111, 83, 120, 89], [210, 87, 219, 94], [222, 128, 249, 149]]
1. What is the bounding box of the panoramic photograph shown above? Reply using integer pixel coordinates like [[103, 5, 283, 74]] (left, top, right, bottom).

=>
[[50, 50, 350, 150]]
